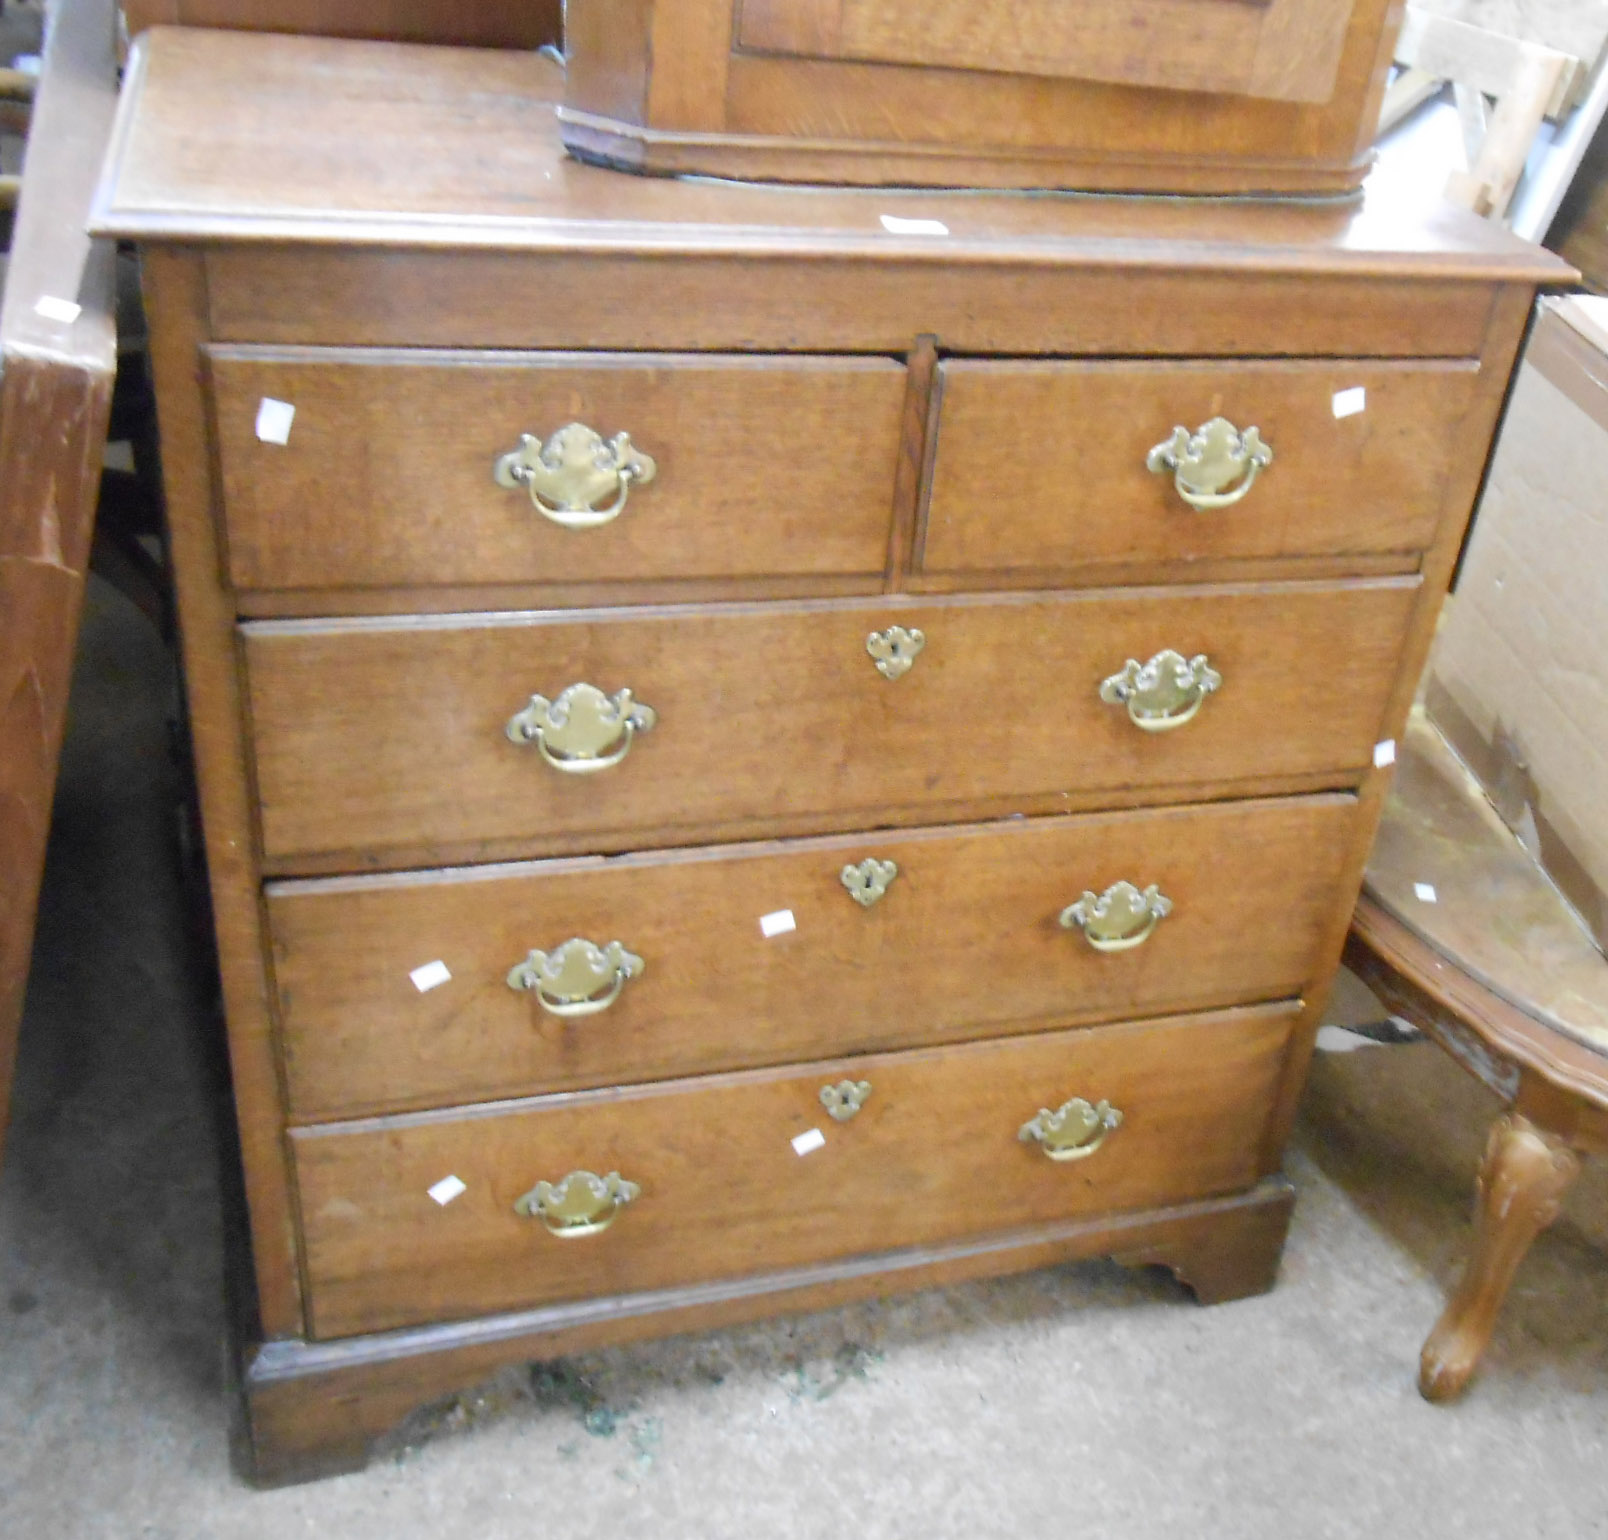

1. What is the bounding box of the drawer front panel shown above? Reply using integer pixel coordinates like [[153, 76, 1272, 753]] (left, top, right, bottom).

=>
[[293, 1003, 1295, 1338], [271, 796, 1355, 1120], [243, 579, 1417, 866], [924, 359, 1482, 575], [207, 348, 906, 591]]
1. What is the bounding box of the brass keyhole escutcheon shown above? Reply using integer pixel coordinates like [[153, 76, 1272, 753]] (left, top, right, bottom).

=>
[[866, 625, 925, 680], [841, 857, 898, 907], [820, 1080, 872, 1122]]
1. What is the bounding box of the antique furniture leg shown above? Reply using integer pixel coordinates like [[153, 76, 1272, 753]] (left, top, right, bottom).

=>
[[1348, 708, 1608, 1400], [1419, 1112, 1581, 1401], [1114, 1178, 1295, 1305]]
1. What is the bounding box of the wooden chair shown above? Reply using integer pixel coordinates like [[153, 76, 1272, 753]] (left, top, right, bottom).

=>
[[1345, 707, 1608, 1400], [0, 0, 119, 1162]]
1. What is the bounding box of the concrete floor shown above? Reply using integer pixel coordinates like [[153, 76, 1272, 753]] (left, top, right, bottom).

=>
[[3, 578, 1607, 1536]]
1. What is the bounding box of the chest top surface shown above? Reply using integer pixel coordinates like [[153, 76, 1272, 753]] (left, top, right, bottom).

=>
[[92, 26, 1569, 287]]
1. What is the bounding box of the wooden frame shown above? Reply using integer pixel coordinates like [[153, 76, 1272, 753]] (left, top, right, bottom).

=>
[[122, 1, 560, 48], [0, 0, 119, 1163], [562, 0, 1405, 194]]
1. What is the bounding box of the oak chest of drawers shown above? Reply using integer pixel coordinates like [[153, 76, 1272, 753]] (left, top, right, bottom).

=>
[[92, 26, 1570, 1483]]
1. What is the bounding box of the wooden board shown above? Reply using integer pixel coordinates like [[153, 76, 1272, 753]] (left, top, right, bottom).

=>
[[241, 580, 1419, 870], [923, 358, 1484, 576], [738, 0, 1358, 105], [122, 1, 560, 47], [207, 349, 906, 592], [268, 795, 1357, 1119], [0, 0, 119, 1163], [291, 1003, 1297, 1338]]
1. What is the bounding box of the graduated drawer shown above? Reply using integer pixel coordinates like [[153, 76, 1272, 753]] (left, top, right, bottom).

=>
[[270, 795, 1356, 1120], [923, 359, 1482, 576], [206, 347, 906, 592], [292, 1002, 1296, 1338], [243, 579, 1416, 868]]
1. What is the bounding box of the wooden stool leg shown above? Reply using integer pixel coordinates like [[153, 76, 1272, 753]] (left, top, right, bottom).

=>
[[1420, 1111, 1580, 1402]]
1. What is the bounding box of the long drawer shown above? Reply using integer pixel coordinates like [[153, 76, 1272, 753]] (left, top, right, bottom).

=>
[[243, 579, 1417, 867], [923, 358, 1482, 575], [206, 347, 907, 591], [270, 795, 1356, 1120], [292, 1002, 1296, 1338]]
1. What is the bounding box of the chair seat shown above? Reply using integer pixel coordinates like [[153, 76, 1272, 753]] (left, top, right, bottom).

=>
[[1363, 707, 1608, 1065]]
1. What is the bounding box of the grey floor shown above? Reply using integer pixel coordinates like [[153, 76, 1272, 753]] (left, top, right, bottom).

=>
[[3, 578, 1607, 1537]]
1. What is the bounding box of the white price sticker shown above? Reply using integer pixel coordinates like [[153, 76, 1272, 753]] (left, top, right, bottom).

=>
[[791, 1128, 826, 1156], [760, 909, 797, 938], [410, 959, 452, 993], [428, 1175, 467, 1206], [1373, 739, 1397, 769], [255, 397, 297, 445], [1414, 882, 1438, 904], [1332, 386, 1367, 419]]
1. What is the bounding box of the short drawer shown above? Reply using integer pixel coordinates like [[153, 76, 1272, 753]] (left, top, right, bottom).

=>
[[243, 578, 1416, 867], [923, 359, 1483, 576], [292, 1002, 1295, 1338], [270, 795, 1356, 1120], [206, 347, 906, 592]]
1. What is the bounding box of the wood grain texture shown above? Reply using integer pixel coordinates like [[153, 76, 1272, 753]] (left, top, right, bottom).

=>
[[140, 250, 305, 1338], [0, 0, 119, 1164], [1256, 282, 1541, 1177], [291, 1003, 1296, 1338], [923, 359, 1483, 576], [565, 0, 1394, 190], [241, 580, 1418, 870], [239, 1177, 1296, 1484], [90, 32, 1565, 286], [739, 0, 1353, 105], [201, 248, 1505, 361], [121, 1, 560, 46], [267, 796, 1356, 1120], [99, 18, 1566, 1477], [206, 348, 905, 592]]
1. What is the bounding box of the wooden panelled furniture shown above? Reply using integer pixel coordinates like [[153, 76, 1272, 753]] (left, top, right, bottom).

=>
[[561, 0, 1406, 192], [91, 27, 1570, 1482], [0, 0, 119, 1164]]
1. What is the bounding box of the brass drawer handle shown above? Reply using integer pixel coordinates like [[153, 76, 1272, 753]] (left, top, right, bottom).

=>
[[1059, 881, 1172, 951], [820, 1079, 872, 1122], [507, 938, 644, 1017], [1099, 649, 1220, 732], [841, 857, 898, 907], [514, 1170, 640, 1237], [493, 423, 657, 529], [1019, 1097, 1124, 1162], [505, 682, 657, 772], [1146, 417, 1272, 511], [866, 625, 924, 680]]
